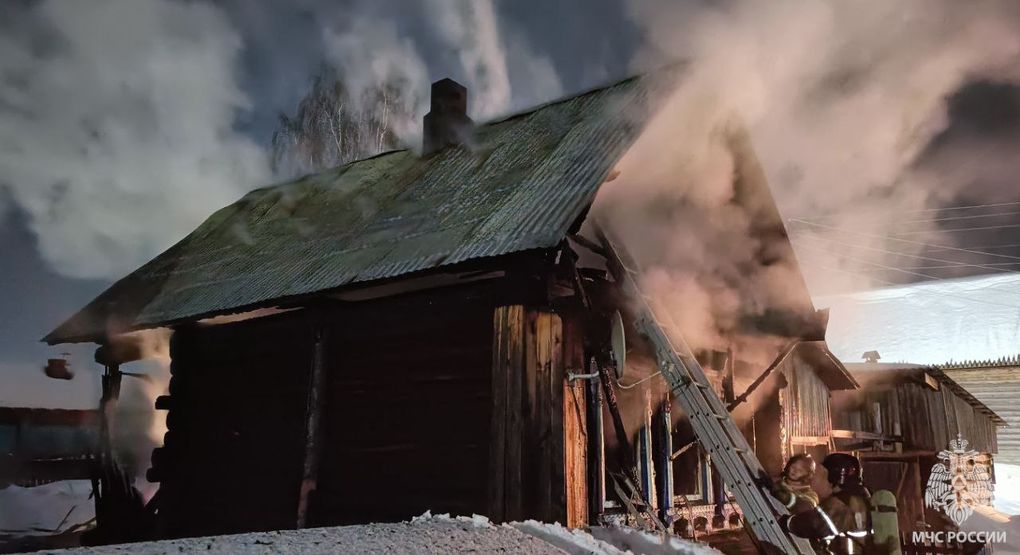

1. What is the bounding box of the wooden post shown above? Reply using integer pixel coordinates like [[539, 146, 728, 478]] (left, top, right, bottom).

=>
[[527, 311, 555, 520], [491, 306, 589, 526], [98, 363, 122, 461], [561, 315, 588, 528], [587, 359, 606, 523], [489, 305, 525, 522], [296, 329, 326, 528]]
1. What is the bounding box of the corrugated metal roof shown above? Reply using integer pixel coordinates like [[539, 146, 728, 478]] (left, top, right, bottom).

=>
[[46, 72, 664, 344]]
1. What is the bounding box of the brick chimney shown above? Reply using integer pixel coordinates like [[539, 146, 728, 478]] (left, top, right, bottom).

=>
[[423, 78, 473, 155]]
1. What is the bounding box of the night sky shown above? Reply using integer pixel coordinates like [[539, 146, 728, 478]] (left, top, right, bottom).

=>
[[2, 0, 1019, 408]]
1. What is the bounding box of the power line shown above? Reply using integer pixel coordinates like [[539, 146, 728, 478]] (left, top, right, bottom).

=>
[[794, 242, 1020, 305], [927, 243, 1020, 251], [799, 258, 1020, 310], [890, 223, 1020, 237], [794, 237, 1020, 301], [787, 219, 1020, 263], [795, 252, 1020, 310], [904, 262, 1020, 270], [792, 234, 1017, 275], [892, 210, 1020, 226], [790, 200, 1020, 223]]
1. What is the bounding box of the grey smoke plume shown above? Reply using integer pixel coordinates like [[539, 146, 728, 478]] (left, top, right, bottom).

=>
[[0, 0, 270, 280], [274, 0, 564, 175], [593, 0, 1020, 362], [1, 0, 568, 279], [614, 0, 1020, 298]]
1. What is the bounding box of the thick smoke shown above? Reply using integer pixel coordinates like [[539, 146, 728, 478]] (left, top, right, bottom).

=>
[[0, 0, 270, 280], [1, 0, 567, 280], [614, 0, 1020, 298], [108, 329, 171, 497], [273, 0, 564, 176], [592, 0, 1020, 365]]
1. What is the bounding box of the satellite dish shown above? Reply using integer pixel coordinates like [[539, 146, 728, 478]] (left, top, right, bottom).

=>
[[610, 310, 627, 380]]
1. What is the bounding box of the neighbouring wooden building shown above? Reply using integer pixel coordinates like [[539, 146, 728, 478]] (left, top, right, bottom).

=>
[[45, 70, 853, 547], [832, 362, 1004, 533], [940, 356, 1020, 465], [0, 407, 99, 488]]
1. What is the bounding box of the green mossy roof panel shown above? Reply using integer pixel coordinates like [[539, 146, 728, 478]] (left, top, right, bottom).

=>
[[46, 73, 659, 343]]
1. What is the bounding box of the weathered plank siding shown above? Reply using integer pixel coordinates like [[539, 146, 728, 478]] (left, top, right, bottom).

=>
[[155, 282, 509, 538], [489, 305, 525, 522], [834, 366, 999, 455], [783, 355, 832, 443], [943, 365, 1020, 464], [897, 380, 997, 454], [561, 314, 588, 528], [488, 306, 583, 526], [313, 287, 495, 525]]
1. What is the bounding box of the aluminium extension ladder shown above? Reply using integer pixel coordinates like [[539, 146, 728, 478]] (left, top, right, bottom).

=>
[[595, 224, 814, 554]]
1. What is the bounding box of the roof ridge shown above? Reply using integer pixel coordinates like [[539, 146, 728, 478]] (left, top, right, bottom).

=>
[[936, 355, 1020, 369], [45, 67, 667, 344], [276, 63, 687, 183]]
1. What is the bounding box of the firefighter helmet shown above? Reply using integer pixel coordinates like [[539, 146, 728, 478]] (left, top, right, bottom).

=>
[[782, 453, 816, 483], [822, 453, 862, 486]]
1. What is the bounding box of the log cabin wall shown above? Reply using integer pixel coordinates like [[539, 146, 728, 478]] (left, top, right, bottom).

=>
[[157, 312, 316, 538], [311, 284, 497, 525], [152, 264, 588, 537]]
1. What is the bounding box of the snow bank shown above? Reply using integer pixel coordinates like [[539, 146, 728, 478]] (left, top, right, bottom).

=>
[[37, 517, 563, 554], [30, 509, 721, 554], [410, 511, 493, 529], [588, 525, 723, 555], [512, 520, 626, 554], [0, 480, 92, 535], [959, 507, 1020, 555], [995, 463, 1020, 516], [512, 520, 721, 555]]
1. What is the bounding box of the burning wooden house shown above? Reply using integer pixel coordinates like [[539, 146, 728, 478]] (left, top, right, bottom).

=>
[[44, 70, 852, 550], [832, 362, 1004, 533], [644, 340, 857, 538]]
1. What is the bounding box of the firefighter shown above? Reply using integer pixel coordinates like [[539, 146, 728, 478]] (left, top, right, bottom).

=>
[[781, 453, 876, 554], [769, 453, 821, 514]]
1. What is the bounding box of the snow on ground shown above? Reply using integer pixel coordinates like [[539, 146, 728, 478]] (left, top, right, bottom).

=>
[[959, 507, 1020, 555], [952, 463, 1020, 555], [0, 481, 93, 535], [29, 513, 721, 555], [587, 525, 722, 555], [995, 463, 1020, 516], [512, 520, 625, 554], [34, 516, 563, 555]]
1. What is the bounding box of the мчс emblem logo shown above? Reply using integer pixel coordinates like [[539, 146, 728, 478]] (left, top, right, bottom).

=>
[[924, 434, 994, 526]]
